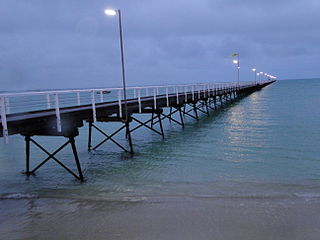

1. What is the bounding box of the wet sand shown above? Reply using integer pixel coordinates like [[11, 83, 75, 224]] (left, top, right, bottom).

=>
[[1, 197, 320, 240]]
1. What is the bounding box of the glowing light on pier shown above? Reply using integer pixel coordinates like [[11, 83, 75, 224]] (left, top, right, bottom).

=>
[[104, 9, 117, 16]]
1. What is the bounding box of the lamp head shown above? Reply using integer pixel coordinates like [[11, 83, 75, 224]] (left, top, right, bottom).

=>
[[233, 60, 238, 64], [252, 68, 256, 72], [104, 9, 117, 16]]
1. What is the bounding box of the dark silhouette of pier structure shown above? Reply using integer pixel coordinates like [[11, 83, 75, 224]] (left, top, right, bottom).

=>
[[0, 81, 275, 181]]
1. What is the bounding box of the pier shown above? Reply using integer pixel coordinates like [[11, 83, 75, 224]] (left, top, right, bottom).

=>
[[0, 80, 275, 181]]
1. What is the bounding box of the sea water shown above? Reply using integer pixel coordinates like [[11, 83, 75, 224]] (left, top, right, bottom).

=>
[[1, 79, 320, 239]]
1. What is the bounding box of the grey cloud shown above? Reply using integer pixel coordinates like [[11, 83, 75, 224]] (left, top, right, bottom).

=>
[[0, 0, 319, 91]]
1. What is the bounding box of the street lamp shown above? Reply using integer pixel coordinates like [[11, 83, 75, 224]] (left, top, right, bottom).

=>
[[260, 72, 263, 82], [252, 68, 256, 84], [105, 8, 133, 153], [104, 9, 128, 121], [104, 9, 117, 15], [231, 53, 240, 85]]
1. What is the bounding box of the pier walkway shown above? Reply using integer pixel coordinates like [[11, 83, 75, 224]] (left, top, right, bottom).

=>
[[0, 80, 275, 181]]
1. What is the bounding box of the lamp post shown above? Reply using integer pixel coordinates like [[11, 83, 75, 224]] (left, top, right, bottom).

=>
[[104, 9, 128, 121], [231, 53, 240, 85], [233, 60, 240, 85], [105, 9, 133, 153], [252, 68, 256, 84], [260, 72, 263, 82]]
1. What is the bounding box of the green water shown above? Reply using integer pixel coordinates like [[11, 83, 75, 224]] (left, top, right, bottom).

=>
[[1, 79, 320, 239]]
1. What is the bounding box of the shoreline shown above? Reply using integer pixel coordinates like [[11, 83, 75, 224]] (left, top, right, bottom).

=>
[[1, 196, 320, 240]]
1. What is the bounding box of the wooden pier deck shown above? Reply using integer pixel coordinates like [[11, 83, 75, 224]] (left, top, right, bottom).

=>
[[0, 80, 275, 181]]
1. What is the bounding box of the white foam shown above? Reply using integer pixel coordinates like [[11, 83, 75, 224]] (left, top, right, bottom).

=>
[[0, 193, 38, 200], [122, 196, 148, 202], [294, 193, 320, 199]]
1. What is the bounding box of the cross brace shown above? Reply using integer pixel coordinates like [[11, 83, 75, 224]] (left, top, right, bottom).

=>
[[130, 114, 164, 139], [23, 135, 84, 181], [88, 122, 134, 154], [152, 107, 185, 128]]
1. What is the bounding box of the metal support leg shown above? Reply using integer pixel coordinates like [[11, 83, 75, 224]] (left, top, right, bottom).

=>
[[169, 107, 173, 122], [157, 112, 164, 139], [126, 121, 134, 154], [69, 136, 84, 182], [88, 122, 92, 151], [178, 107, 185, 128], [204, 100, 209, 116], [25, 136, 30, 175], [125, 124, 129, 139], [151, 111, 154, 128], [193, 103, 199, 120]]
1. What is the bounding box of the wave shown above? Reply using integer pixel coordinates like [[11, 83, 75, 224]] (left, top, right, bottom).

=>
[[0, 193, 39, 200], [2, 191, 320, 203], [293, 193, 320, 200]]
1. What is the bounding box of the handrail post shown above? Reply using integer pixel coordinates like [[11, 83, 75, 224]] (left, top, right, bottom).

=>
[[118, 89, 122, 118], [176, 87, 179, 104], [54, 93, 62, 132], [138, 89, 142, 113], [5, 97, 10, 114], [100, 91, 104, 102], [192, 86, 195, 101], [46, 94, 51, 109], [0, 96, 9, 144], [91, 91, 97, 123], [184, 86, 187, 102], [153, 88, 157, 109]]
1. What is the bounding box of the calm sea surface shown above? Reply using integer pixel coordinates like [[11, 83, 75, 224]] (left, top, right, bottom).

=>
[[1, 79, 320, 239]]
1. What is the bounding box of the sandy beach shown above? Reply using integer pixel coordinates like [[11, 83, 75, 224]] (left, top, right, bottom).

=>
[[1, 196, 320, 240]]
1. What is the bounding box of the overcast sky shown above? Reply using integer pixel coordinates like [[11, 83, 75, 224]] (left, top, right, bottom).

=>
[[0, 0, 319, 91]]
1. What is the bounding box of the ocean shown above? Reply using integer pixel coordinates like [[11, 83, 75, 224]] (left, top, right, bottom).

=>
[[1, 79, 320, 239]]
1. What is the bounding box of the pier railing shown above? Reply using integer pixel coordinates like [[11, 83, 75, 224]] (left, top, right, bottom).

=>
[[0, 81, 268, 143]]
